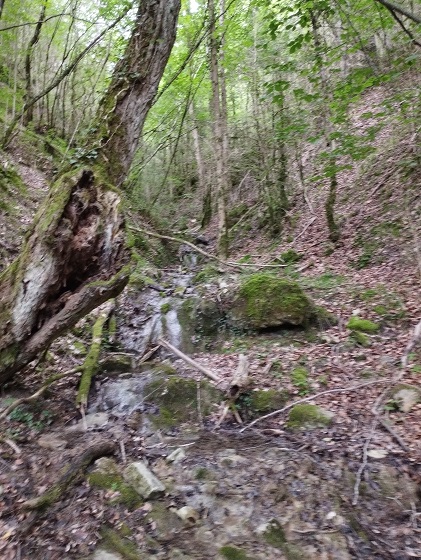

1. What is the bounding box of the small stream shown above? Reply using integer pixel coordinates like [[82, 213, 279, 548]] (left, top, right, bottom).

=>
[[116, 269, 196, 357]]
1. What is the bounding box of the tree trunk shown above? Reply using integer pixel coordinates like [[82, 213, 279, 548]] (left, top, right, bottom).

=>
[[95, 0, 181, 187], [209, 0, 230, 258], [0, 0, 181, 386], [0, 0, 4, 19]]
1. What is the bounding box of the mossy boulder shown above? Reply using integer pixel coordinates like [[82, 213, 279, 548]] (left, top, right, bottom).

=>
[[144, 375, 222, 428], [347, 316, 379, 333], [287, 404, 333, 430], [249, 389, 289, 412], [226, 274, 314, 330]]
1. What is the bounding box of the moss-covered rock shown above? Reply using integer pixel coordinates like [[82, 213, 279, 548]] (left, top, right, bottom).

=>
[[346, 316, 379, 333], [193, 264, 221, 284], [287, 404, 333, 429], [89, 458, 142, 510], [144, 375, 222, 428], [145, 502, 184, 542], [227, 273, 314, 330], [178, 296, 224, 348], [249, 389, 289, 412]]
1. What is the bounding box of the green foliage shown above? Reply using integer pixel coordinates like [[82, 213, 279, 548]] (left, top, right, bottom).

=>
[[9, 405, 53, 431]]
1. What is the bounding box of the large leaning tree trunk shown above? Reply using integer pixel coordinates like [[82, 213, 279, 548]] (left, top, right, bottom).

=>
[[0, 0, 181, 386]]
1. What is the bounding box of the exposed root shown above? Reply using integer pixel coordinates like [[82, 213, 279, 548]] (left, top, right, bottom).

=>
[[23, 440, 115, 510]]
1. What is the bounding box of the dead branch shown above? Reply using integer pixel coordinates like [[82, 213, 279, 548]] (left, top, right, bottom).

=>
[[352, 419, 377, 505], [240, 378, 390, 432], [76, 301, 115, 408], [292, 217, 317, 244], [130, 227, 288, 269], [158, 338, 222, 383], [378, 417, 409, 451], [23, 440, 115, 510], [139, 345, 160, 364], [0, 366, 82, 420]]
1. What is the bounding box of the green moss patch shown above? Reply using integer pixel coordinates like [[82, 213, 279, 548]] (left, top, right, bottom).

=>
[[144, 375, 222, 428], [219, 545, 251, 560], [350, 331, 371, 347], [263, 520, 287, 548], [290, 367, 309, 394], [287, 404, 333, 429], [88, 472, 142, 510], [249, 389, 289, 412], [100, 527, 142, 560], [347, 316, 379, 333]]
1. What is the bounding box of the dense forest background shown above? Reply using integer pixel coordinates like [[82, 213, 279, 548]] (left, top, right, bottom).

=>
[[0, 0, 420, 258], [0, 1, 421, 559]]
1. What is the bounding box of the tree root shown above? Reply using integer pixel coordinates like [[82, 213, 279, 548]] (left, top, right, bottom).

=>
[[23, 440, 115, 510], [76, 301, 114, 408]]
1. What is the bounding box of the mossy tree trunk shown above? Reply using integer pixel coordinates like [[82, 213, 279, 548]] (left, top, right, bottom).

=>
[[0, 0, 181, 386]]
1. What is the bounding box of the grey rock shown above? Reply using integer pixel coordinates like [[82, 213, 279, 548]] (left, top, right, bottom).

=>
[[37, 434, 67, 450], [123, 461, 165, 499], [166, 447, 187, 463]]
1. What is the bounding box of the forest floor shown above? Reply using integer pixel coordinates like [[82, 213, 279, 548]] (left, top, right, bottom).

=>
[[0, 84, 421, 559]]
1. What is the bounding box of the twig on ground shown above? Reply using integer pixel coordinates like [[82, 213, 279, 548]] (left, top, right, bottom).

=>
[[292, 217, 317, 244], [139, 345, 159, 364], [352, 419, 377, 506], [0, 437, 22, 454], [240, 379, 390, 432], [378, 417, 409, 451]]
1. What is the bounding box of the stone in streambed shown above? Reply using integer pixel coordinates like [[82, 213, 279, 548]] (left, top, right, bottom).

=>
[[123, 461, 165, 499]]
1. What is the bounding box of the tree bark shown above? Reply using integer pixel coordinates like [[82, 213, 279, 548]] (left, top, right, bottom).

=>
[[0, 0, 181, 386], [23, 1, 47, 127], [208, 0, 230, 257], [95, 0, 181, 187]]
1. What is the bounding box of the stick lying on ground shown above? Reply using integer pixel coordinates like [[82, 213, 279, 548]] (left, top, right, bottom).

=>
[[158, 338, 222, 383]]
